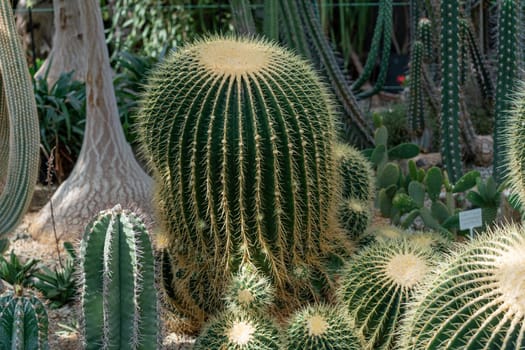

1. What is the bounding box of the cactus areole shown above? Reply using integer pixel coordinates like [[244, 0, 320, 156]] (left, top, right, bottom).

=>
[[138, 35, 349, 325]]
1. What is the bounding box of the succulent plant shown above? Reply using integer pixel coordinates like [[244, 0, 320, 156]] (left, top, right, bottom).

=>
[[334, 143, 374, 202], [80, 205, 158, 350], [338, 239, 439, 349], [224, 263, 275, 314], [401, 224, 525, 349], [338, 198, 371, 240], [0, 288, 49, 350], [285, 303, 361, 350], [193, 310, 282, 350], [138, 35, 352, 326], [0, 0, 40, 235]]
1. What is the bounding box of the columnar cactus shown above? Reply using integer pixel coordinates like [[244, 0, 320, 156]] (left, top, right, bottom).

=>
[[506, 81, 525, 209], [80, 205, 158, 350], [0, 0, 40, 235], [193, 311, 282, 350], [407, 40, 424, 137], [439, 0, 463, 183], [338, 239, 438, 349], [0, 289, 49, 350], [138, 35, 351, 326], [494, 0, 520, 183], [401, 224, 525, 349], [285, 303, 361, 350]]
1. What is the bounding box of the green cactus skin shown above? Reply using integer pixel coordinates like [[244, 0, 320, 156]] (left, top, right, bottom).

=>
[[138, 35, 351, 326], [224, 264, 275, 315], [285, 303, 361, 350], [0, 0, 40, 235], [335, 143, 375, 202], [401, 224, 525, 349], [418, 18, 433, 63], [80, 205, 158, 350], [338, 239, 438, 349], [0, 290, 49, 350], [339, 198, 371, 241], [193, 310, 282, 350], [439, 0, 463, 183], [494, 0, 519, 184], [407, 40, 424, 137]]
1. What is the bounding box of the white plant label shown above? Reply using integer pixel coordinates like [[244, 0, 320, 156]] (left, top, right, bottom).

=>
[[459, 208, 482, 239]]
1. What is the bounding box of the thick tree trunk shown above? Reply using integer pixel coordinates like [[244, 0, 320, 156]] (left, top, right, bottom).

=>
[[29, 0, 153, 241], [34, 0, 85, 84]]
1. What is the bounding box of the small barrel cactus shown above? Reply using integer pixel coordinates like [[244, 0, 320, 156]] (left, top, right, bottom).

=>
[[193, 310, 282, 350], [339, 198, 371, 240], [285, 303, 361, 350], [0, 288, 49, 350], [80, 205, 158, 350], [401, 224, 525, 349], [335, 143, 375, 202], [224, 263, 275, 314], [138, 34, 351, 326], [338, 239, 439, 349], [357, 225, 405, 247]]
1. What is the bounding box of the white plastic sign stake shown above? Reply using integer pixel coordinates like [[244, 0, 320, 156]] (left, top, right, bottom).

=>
[[459, 208, 482, 239]]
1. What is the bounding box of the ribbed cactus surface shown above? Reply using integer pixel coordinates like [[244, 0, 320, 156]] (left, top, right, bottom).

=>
[[80, 205, 158, 350], [285, 303, 361, 350], [506, 81, 525, 208], [0, 290, 49, 350], [335, 143, 374, 202], [193, 310, 282, 350], [338, 239, 438, 350], [401, 224, 525, 349], [138, 35, 350, 325], [0, 0, 40, 235]]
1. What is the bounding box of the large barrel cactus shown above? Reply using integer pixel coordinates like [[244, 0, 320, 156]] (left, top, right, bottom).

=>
[[338, 239, 439, 350], [80, 205, 158, 350], [138, 35, 351, 327], [401, 224, 525, 349]]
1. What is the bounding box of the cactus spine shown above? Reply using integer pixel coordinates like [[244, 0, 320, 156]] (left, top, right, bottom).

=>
[[439, 0, 463, 183], [506, 81, 525, 210], [0, 289, 49, 350], [138, 35, 351, 327], [285, 303, 361, 350], [401, 224, 525, 349], [80, 205, 158, 350], [0, 0, 40, 235], [494, 0, 520, 183], [193, 311, 282, 350], [338, 239, 438, 349], [407, 40, 424, 137]]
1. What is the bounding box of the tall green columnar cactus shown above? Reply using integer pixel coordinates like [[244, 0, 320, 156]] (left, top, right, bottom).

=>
[[138, 35, 351, 328], [439, 0, 463, 183], [338, 239, 438, 350], [0, 288, 49, 350], [80, 205, 158, 350], [407, 40, 424, 137], [0, 0, 40, 235], [401, 224, 525, 349], [494, 0, 519, 184]]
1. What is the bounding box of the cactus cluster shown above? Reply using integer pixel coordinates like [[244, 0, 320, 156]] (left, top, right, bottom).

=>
[[137, 35, 352, 326], [401, 224, 525, 349], [80, 205, 158, 349], [0, 288, 49, 350], [338, 239, 439, 349]]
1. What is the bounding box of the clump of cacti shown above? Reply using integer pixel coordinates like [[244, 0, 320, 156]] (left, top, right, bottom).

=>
[[80, 205, 158, 349], [401, 224, 525, 349], [338, 238, 438, 349], [193, 310, 282, 350], [0, 287, 49, 350], [285, 303, 361, 350], [224, 263, 275, 314], [137, 35, 352, 326]]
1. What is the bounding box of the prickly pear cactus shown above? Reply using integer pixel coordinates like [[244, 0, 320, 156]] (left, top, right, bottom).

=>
[[80, 205, 158, 350], [0, 288, 49, 350], [401, 224, 525, 349], [193, 310, 282, 350], [138, 35, 351, 327], [285, 303, 361, 350], [338, 239, 439, 349]]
